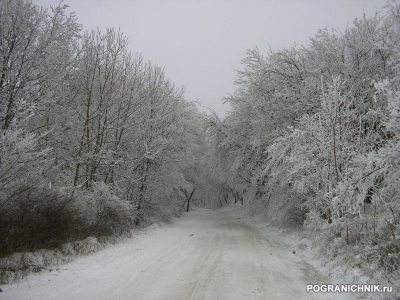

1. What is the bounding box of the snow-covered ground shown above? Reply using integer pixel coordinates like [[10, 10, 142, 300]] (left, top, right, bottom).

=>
[[0, 208, 375, 300]]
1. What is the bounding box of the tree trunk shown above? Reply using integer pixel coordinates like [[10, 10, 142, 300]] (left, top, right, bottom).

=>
[[179, 188, 196, 215], [186, 188, 195, 212]]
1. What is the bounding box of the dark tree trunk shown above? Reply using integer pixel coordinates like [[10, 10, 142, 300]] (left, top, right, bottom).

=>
[[186, 188, 195, 212]]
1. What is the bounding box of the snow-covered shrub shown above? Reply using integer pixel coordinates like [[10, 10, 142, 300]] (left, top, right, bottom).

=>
[[86, 182, 136, 236], [247, 173, 307, 227], [0, 127, 81, 256], [0, 187, 84, 257], [0, 127, 51, 200]]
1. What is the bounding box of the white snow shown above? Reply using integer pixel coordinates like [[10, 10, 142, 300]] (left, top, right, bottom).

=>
[[0, 208, 365, 300]]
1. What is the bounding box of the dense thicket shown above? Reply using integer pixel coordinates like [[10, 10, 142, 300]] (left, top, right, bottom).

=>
[[208, 2, 400, 279], [0, 0, 206, 256]]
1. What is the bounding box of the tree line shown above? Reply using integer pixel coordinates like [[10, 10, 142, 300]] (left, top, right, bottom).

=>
[[0, 0, 206, 256], [207, 2, 400, 279]]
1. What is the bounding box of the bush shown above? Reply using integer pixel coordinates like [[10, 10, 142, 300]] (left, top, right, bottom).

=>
[[86, 182, 136, 236], [378, 239, 400, 274], [0, 181, 139, 258], [0, 187, 86, 257]]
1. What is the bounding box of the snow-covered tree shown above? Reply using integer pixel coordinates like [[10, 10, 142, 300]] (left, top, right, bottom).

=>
[[0, 0, 209, 255], [215, 3, 399, 237], [0, 0, 80, 196]]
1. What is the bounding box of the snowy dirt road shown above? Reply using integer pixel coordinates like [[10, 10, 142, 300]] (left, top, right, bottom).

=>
[[2, 208, 351, 300]]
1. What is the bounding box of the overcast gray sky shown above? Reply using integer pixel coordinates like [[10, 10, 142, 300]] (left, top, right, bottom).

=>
[[33, 0, 387, 117]]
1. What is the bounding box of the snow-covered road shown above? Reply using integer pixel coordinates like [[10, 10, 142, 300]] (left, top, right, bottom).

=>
[[2, 208, 351, 300]]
